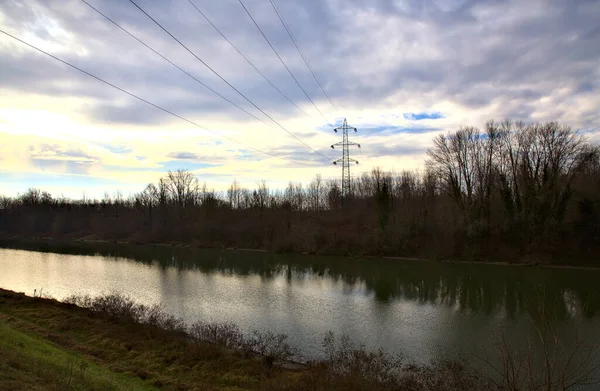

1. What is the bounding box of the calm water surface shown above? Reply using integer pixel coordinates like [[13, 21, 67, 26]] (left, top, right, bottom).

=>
[[1, 241, 599, 373]]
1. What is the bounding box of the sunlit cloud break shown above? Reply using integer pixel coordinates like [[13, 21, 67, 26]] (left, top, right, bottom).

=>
[[0, 0, 598, 198]]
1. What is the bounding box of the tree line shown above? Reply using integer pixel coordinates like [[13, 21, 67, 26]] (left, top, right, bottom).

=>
[[1, 119, 599, 264]]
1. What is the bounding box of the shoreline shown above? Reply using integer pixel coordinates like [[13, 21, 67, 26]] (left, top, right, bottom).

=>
[[2, 235, 600, 271], [0, 288, 310, 390], [0, 287, 493, 390]]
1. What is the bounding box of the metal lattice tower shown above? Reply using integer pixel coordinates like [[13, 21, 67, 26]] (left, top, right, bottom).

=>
[[331, 118, 360, 199]]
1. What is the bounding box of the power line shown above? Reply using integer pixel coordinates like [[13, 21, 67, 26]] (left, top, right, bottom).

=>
[[269, 0, 337, 112], [79, 0, 269, 129], [128, 0, 330, 162], [81, 0, 322, 165], [236, 0, 331, 125], [186, 0, 310, 119], [0, 29, 321, 167]]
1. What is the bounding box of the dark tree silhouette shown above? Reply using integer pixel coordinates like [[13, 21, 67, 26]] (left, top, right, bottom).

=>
[[1, 120, 599, 265]]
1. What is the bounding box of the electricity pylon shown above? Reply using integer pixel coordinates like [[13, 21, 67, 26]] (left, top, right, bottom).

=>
[[331, 118, 360, 199]]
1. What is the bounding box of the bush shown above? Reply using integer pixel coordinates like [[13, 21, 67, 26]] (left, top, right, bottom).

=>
[[322, 331, 403, 386], [140, 304, 186, 333], [63, 293, 185, 333], [62, 292, 597, 390], [321, 331, 490, 390], [64, 293, 94, 307], [189, 321, 243, 349], [242, 330, 298, 370], [400, 359, 488, 391]]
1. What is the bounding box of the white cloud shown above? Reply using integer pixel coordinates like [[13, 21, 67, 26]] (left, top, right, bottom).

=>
[[0, 0, 598, 197]]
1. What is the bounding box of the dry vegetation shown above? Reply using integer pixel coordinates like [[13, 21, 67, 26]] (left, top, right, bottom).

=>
[[1, 288, 598, 390], [1, 288, 488, 390], [1, 119, 599, 265]]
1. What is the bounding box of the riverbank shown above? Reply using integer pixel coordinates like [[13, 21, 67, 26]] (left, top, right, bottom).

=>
[[0, 288, 492, 391], [0, 289, 301, 390], [3, 235, 600, 271]]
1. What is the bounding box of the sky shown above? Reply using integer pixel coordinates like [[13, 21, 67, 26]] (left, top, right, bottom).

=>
[[1, 0, 599, 199]]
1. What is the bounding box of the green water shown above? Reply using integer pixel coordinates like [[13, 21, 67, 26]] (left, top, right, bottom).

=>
[[1, 240, 599, 386]]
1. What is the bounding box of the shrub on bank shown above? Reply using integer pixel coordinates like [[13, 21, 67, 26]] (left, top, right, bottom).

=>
[[60, 292, 599, 391], [189, 320, 243, 350], [64, 292, 185, 333]]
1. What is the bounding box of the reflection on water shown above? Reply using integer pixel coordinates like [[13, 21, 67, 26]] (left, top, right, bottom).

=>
[[1, 240, 600, 367], [9, 240, 597, 318]]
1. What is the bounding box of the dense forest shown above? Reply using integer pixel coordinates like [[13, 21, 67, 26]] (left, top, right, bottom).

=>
[[2, 119, 599, 264]]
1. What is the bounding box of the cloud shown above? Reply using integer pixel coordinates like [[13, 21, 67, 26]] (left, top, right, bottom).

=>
[[97, 144, 133, 154], [29, 143, 99, 162], [168, 152, 200, 160], [0, 0, 599, 197], [362, 125, 440, 135], [30, 158, 95, 175]]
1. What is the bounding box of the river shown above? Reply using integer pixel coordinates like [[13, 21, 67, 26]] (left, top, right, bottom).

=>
[[1, 240, 599, 384]]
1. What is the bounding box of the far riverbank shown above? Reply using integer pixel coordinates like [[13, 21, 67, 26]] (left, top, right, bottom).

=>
[[2, 235, 600, 271]]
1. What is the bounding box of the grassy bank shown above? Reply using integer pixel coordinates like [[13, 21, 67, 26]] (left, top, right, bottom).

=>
[[0, 288, 491, 390], [0, 289, 310, 390], [0, 321, 152, 390], [2, 288, 598, 390], [0, 292, 303, 390]]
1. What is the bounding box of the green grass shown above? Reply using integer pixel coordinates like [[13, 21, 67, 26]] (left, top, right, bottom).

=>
[[0, 321, 154, 391], [0, 289, 502, 390], [0, 290, 300, 390]]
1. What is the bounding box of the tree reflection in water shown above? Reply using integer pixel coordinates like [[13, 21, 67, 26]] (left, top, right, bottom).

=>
[[4, 239, 598, 322]]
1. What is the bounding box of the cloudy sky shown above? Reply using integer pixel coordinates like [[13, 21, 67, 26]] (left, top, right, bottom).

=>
[[1, 0, 599, 198]]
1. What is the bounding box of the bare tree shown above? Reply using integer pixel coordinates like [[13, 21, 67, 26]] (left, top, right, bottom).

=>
[[227, 179, 241, 209], [0, 195, 12, 209], [240, 188, 252, 209], [284, 182, 306, 211], [495, 121, 596, 225], [327, 181, 342, 210], [307, 174, 324, 211], [166, 169, 199, 210], [251, 180, 269, 218], [20, 188, 42, 205]]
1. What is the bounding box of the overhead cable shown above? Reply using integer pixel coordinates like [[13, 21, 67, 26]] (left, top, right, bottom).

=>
[[186, 0, 311, 119], [128, 0, 331, 162], [80, 0, 270, 128], [237, 0, 331, 125], [0, 29, 323, 167], [269, 0, 337, 112]]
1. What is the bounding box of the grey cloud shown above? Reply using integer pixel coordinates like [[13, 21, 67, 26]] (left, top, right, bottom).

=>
[[293, 131, 319, 138], [30, 159, 95, 175], [1, 0, 599, 135], [260, 145, 334, 167], [29, 144, 99, 162], [366, 141, 428, 158], [28, 142, 100, 175], [168, 152, 199, 160]]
